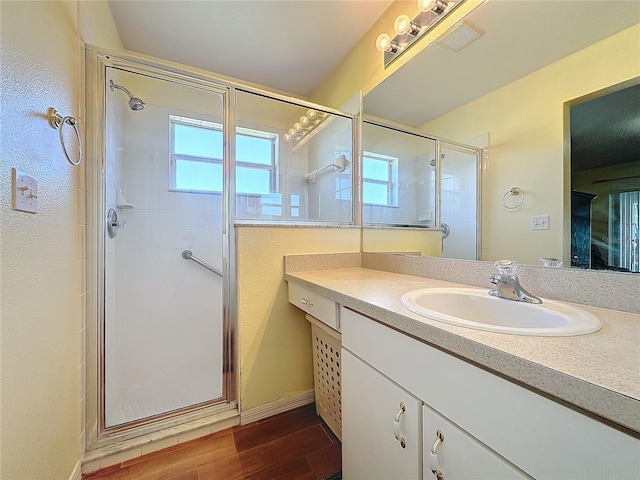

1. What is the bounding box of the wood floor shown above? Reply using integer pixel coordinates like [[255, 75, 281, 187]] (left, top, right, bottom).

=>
[[83, 404, 342, 480]]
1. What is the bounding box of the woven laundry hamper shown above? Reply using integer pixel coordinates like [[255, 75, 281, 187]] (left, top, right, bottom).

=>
[[307, 314, 341, 441]]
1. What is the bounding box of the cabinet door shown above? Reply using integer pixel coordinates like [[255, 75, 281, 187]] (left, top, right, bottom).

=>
[[423, 404, 532, 480], [342, 349, 422, 480]]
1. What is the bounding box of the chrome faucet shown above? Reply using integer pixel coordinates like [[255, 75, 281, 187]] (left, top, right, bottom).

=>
[[489, 260, 542, 304]]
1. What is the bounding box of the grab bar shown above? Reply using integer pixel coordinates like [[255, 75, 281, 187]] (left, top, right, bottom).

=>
[[181, 250, 223, 277]]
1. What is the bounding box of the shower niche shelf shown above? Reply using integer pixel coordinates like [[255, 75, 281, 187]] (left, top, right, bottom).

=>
[[116, 189, 134, 209]]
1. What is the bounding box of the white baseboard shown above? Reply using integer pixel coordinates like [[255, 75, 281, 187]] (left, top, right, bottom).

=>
[[240, 391, 315, 425], [69, 461, 82, 480]]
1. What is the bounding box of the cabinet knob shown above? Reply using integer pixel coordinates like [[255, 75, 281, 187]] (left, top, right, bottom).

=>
[[393, 402, 406, 448], [300, 298, 314, 307], [429, 429, 445, 478]]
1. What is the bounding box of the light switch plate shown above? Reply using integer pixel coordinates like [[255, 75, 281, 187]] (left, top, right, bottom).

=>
[[531, 214, 549, 230], [11, 167, 38, 214]]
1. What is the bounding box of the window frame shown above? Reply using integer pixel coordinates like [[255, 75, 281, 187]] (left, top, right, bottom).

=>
[[169, 115, 278, 195], [362, 151, 399, 207]]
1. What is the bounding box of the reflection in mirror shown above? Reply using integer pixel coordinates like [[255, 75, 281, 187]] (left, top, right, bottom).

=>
[[361, 121, 482, 258], [362, 121, 440, 256], [440, 144, 481, 260], [362, 0, 640, 270], [570, 82, 640, 273]]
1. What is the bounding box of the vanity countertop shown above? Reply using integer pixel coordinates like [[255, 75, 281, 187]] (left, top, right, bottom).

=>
[[285, 267, 640, 434]]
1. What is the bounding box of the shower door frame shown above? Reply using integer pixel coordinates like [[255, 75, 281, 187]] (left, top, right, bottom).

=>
[[86, 48, 238, 445], [439, 141, 483, 261]]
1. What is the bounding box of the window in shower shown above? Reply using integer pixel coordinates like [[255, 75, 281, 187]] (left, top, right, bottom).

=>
[[361, 121, 436, 226], [170, 115, 276, 194], [362, 152, 398, 206]]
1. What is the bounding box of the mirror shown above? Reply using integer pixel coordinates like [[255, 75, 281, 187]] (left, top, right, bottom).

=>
[[363, 0, 640, 271]]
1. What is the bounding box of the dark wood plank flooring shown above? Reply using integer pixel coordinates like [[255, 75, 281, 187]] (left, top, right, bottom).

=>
[[83, 404, 341, 480]]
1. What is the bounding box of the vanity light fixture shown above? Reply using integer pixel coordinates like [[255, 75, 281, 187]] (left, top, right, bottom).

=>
[[377, 0, 465, 67], [283, 109, 327, 147], [394, 15, 421, 37]]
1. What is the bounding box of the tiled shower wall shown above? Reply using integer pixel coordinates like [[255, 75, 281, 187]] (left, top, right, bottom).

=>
[[307, 115, 354, 223]]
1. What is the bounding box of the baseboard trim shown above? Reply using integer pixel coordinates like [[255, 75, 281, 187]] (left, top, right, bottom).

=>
[[69, 461, 82, 480], [240, 391, 315, 425]]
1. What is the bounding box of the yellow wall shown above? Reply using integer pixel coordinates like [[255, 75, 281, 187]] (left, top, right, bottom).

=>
[[310, 0, 484, 108], [79, 0, 123, 50], [363, 229, 442, 256], [420, 24, 640, 265], [236, 226, 359, 410]]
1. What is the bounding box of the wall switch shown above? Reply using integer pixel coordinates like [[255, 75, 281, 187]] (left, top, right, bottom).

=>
[[531, 214, 549, 230], [11, 168, 38, 214]]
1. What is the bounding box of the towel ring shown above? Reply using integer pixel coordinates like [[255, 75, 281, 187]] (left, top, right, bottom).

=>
[[502, 186, 524, 209], [48, 107, 82, 166]]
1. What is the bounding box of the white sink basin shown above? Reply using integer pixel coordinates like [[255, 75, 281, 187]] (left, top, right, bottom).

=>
[[400, 287, 602, 336]]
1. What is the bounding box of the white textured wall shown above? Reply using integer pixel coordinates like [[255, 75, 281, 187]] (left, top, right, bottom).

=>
[[0, 1, 82, 478]]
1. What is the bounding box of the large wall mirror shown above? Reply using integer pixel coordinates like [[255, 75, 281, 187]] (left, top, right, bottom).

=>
[[362, 0, 640, 272]]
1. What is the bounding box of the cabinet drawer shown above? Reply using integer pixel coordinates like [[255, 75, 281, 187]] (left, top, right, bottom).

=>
[[288, 283, 339, 331]]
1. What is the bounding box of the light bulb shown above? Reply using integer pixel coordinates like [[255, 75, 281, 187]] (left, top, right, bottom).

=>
[[417, 0, 436, 11], [294, 122, 303, 133], [417, 0, 447, 14], [394, 15, 417, 36], [307, 109, 317, 120], [300, 116, 310, 127], [288, 128, 296, 137], [283, 133, 291, 142], [375, 33, 392, 52]]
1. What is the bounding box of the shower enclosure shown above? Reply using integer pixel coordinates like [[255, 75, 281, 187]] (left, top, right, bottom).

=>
[[100, 65, 231, 431], [86, 49, 356, 447]]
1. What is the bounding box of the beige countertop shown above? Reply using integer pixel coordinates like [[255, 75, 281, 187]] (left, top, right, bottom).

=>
[[285, 267, 640, 434]]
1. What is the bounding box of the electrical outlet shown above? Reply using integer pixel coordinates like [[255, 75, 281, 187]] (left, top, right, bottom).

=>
[[531, 215, 549, 230], [11, 168, 38, 214]]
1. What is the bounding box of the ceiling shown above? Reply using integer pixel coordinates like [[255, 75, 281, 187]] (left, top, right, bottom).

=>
[[108, 0, 393, 98], [571, 83, 640, 172]]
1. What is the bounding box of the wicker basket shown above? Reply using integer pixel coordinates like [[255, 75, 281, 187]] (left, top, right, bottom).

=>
[[308, 315, 342, 441]]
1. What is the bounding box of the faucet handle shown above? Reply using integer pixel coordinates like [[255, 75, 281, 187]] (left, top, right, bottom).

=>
[[495, 259, 518, 276]]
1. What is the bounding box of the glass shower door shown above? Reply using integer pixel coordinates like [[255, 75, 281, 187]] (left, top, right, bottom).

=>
[[440, 145, 480, 260], [103, 68, 228, 428]]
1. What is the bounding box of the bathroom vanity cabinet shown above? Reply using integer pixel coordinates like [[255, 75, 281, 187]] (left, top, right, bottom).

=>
[[341, 307, 639, 479]]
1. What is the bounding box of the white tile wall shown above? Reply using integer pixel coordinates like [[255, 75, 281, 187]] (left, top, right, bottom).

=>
[[441, 150, 478, 260], [307, 115, 354, 223], [103, 83, 224, 428]]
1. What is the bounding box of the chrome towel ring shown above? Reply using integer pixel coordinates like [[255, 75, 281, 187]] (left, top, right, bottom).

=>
[[48, 107, 82, 166], [502, 186, 524, 209]]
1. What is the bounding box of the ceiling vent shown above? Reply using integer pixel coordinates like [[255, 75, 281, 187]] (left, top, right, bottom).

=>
[[437, 22, 483, 53]]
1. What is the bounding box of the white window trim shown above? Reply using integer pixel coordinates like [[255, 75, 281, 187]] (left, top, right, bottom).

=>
[[363, 151, 399, 207], [169, 115, 278, 195]]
